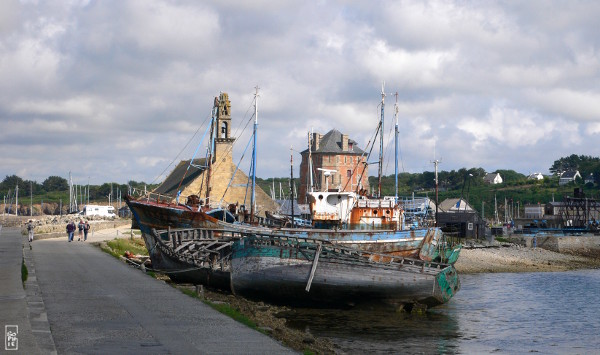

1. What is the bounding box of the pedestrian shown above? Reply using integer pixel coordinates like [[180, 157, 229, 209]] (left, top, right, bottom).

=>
[[84, 220, 90, 241], [66, 220, 76, 242], [77, 219, 84, 241], [27, 220, 35, 242]]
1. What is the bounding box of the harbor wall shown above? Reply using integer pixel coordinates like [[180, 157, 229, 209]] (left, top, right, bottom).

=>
[[510, 235, 600, 258]]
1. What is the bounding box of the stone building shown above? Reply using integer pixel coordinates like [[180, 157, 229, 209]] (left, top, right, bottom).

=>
[[298, 129, 369, 203], [153, 92, 278, 216]]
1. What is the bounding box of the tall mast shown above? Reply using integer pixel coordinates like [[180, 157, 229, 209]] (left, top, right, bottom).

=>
[[250, 86, 259, 223], [290, 146, 295, 228], [393, 92, 399, 203], [205, 96, 219, 207], [15, 184, 18, 216], [307, 130, 314, 202], [432, 158, 441, 226], [378, 82, 385, 198]]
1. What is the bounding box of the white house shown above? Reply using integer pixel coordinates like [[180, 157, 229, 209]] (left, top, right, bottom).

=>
[[559, 170, 581, 186], [483, 172, 503, 184], [527, 173, 544, 180]]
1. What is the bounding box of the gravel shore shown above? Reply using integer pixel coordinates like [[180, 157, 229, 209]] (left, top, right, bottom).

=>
[[455, 244, 600, 274]]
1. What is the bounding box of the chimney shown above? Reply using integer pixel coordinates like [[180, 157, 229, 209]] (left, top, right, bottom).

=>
[[312, 133, 321, 151], [341, 134, 348, 151]]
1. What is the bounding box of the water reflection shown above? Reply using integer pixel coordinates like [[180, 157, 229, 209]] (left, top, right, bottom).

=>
[[280, 270, 600, 354], [281, 305, 460, 354]]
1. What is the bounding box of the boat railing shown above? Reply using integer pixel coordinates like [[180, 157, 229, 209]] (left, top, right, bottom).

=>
[[137, 191, 229, 211], [357, 199, 394, 208]]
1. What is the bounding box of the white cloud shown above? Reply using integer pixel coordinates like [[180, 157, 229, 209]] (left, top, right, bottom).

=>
[[457, 105, 557, 148], [0, 1, 599, 184]]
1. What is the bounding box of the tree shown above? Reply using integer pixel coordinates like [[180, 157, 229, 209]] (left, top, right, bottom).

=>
[[1, 175, 26, 191], [42, 176, 68, 191], [550, 154, 600, 175]]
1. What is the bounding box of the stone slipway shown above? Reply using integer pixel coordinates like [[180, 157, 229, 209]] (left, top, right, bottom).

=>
[[2, 226, 294, 354]]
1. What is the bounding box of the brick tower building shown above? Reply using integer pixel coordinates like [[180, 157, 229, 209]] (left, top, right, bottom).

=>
[[298, 129, 369, 203]]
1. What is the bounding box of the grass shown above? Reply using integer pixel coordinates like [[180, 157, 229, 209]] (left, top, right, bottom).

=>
[[179, 288, 263, 333], [21, 258, 28, 284], [103, 237, 148, 258], [495, 236, 511, 243]]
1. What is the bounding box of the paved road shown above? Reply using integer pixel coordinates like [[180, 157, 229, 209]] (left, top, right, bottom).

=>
[[31, 237, 294, 354], [0, 228, 45, 355]]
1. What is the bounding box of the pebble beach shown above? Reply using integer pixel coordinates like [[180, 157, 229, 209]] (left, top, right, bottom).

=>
[[455, 244, 600, 274]]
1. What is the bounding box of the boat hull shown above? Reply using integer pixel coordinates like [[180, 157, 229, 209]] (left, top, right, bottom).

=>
[[139, 227, 231, 289], [125, 195, 221, 232], [231, 236, 460, 308]]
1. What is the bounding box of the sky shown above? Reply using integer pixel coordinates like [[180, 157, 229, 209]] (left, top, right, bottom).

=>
[[2, 0, 600, 186]]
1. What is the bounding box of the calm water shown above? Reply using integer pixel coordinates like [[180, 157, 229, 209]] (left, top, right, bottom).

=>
[[282, 270, 600, 354]]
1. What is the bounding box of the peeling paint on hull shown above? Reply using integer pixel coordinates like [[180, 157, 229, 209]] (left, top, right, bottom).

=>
[[231, 236, 461, 308]]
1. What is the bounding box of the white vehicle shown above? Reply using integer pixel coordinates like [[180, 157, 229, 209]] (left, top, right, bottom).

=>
[[82, 205, 116, 217]]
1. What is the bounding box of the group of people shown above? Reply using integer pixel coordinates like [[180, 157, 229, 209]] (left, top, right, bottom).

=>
[[66, 219, 90, 242]]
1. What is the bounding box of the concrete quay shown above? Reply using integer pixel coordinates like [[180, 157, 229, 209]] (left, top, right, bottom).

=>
[[0, 225, 294, 354]]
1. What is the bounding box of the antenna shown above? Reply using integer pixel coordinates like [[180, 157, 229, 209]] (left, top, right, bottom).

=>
[[317, 168, 337, 191]]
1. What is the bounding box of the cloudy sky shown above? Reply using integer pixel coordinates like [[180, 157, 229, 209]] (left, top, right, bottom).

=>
[[2, 0, 600, 186]]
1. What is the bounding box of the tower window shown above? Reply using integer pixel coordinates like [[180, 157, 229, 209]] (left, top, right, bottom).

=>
[[221, 122, 228, 138]]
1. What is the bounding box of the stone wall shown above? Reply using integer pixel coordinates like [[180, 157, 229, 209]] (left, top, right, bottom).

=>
[[510, 235, 600, 258]]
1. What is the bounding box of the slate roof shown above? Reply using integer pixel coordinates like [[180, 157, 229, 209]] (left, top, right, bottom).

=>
[[483, 173, 500, 183], [561, 170, 579, 179], [438, 198, 474, 212], [301, 129, 364, 155], [154, 158, 207, 196], [276, 199, 310, 216]]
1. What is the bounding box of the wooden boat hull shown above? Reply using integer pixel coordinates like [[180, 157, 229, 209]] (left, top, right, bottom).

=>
[[230, 235, 460, 308], [125, 195, 221, 231], [139, 227, 231, 290]]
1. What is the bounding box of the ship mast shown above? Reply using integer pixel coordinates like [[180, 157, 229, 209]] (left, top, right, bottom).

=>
[[378, 82, 385, 198], [250, 86, 259, 223], [205, 97, 218, 207], [393, 92, 399, 203], [307, 129, 314, 202]]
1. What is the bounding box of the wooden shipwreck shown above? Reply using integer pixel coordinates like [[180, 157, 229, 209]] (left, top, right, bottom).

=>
[[143, 227, 461, 309]]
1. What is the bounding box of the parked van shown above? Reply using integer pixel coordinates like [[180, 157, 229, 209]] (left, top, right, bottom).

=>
[[82, 205, 116, 217]]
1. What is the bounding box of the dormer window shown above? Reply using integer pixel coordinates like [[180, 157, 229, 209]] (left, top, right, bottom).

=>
[[348, 142, 353, 150]]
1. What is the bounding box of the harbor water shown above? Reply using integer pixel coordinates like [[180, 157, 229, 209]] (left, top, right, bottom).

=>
[[281, 269, 600, 354]]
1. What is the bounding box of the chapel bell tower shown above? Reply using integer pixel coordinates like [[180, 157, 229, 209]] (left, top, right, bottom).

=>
[[214, 92, 235, 162]]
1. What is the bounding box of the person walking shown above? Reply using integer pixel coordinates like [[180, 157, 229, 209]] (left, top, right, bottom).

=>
[[66, 220, 76, 242], [84, 220, 90, 241], [77, 219, 84, 241], [27, 220, 35, 242]]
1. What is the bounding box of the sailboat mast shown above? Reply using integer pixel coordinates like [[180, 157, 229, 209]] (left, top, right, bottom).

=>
[[394, 92, 399, 202], [250, 86, 259, 223], [205, 97, 218, 207], [307, 130, 314, 202], [378, 82, 385, 198], [290, 146, 295, 228]]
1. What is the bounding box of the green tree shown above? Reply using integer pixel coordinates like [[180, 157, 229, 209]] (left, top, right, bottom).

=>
[[42, 176, 68, 191], [550, 154, 600, 175]]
